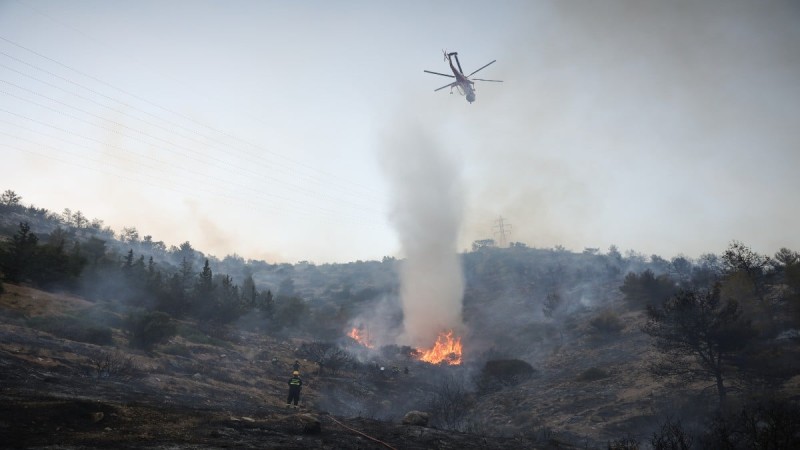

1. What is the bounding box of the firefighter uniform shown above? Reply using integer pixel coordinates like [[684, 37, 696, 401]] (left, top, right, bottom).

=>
[[286, 371, 302, 406]]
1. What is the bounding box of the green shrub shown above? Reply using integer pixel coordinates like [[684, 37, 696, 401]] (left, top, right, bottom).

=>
[[126, 310, 176, 351], [27, 315, 113, 346], [620, 270, 678, 310]]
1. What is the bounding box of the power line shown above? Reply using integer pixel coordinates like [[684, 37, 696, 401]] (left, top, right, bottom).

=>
[[0, 80, 385, 218], [0, 97, 384, 225], [0, 34, 385, 204], [1, 137, 385, 230], [0, 111, 383, 229], [493, 216, 512, 248], [0, 54, 386, 212], [0, 27, 400, 254]]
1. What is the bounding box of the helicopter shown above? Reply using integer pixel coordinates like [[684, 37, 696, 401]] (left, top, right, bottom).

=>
[[424, 50, 502, 103]]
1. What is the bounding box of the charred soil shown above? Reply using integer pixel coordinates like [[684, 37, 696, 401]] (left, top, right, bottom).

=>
[[4, 283, 797, 448], [0, 284, 561, 449]]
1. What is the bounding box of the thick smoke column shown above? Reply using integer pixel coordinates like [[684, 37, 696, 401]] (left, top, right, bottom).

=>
[[380, 123, 465, 348]]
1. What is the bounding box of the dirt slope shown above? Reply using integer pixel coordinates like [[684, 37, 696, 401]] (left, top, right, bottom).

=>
[[6, 283, 794, 447], [0, 284, 569, 449]]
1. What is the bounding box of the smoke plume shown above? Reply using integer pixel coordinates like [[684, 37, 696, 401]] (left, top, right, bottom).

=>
[[380, 122, 465, 348]]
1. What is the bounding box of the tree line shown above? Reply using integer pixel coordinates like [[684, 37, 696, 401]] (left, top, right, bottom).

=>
[[3, 188, 799, 446], [3, 188, 799, 391]]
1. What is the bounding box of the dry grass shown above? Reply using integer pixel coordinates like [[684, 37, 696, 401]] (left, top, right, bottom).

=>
[[0, 284, 93, 317], [2, 284, 796, 448]]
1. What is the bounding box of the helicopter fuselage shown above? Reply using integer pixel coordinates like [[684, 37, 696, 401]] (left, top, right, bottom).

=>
[[425, 51, 500, 104], [446, 53, 476, 103]]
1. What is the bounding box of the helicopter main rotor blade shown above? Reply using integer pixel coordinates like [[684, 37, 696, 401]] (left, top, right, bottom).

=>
[[472, 78, 503, 82], [424, 70, 455, 78], [434, 82, 457, 92], [468, 60, 496, 77]]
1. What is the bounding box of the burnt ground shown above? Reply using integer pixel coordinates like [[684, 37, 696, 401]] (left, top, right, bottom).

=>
[[0, 285, 571, 449], [0, 332, 551, 449], [3, 284, 798, 449]]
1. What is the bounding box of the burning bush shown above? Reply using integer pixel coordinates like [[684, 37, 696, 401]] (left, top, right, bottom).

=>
[[379, 344, 419, 360], [348, 327, 374, 348], [418, 331, 463, 365]]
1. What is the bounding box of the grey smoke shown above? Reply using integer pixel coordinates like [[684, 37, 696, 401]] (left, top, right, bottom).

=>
[[380, 121, 465, 348], [456, 0, 800, 257]]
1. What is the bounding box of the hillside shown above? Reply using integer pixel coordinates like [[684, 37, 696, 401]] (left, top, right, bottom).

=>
[[4, 283, 797, 448], [0, 284, 567, 449], [2, 200, 800, 448]]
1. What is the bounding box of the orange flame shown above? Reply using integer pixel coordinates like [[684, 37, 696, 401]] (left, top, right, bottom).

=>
[[418, 330, 463, 365], [348, 327, 374, 348]]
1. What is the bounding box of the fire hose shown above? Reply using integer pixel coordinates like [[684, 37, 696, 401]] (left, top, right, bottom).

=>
[[326, 415, 398, 450]]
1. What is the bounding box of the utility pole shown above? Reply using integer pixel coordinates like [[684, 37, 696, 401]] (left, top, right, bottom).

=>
[[493, 216, 512, 248]]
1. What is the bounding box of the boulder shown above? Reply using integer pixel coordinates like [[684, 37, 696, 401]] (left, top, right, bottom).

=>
[[402, 410, 430, 427]]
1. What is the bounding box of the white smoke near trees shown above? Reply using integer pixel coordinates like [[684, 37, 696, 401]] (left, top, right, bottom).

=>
[[379, 121, 465, 348]]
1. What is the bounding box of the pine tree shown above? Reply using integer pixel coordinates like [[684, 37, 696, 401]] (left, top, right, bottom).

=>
[[242, 274, 258, 308], [643, 285, 755, 409], [194, 259, 215, 319], [2, 222, 39, 282]]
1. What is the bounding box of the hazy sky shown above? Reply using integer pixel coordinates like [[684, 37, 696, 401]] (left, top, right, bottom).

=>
[[2, 0, 798, 263]]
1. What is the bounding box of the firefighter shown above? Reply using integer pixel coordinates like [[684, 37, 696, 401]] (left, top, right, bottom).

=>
[[286, 370, 302, 408]]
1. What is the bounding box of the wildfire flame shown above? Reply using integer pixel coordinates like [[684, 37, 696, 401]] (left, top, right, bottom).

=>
[[418, 330, 463, 365], [348, 327, 374, 348]]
